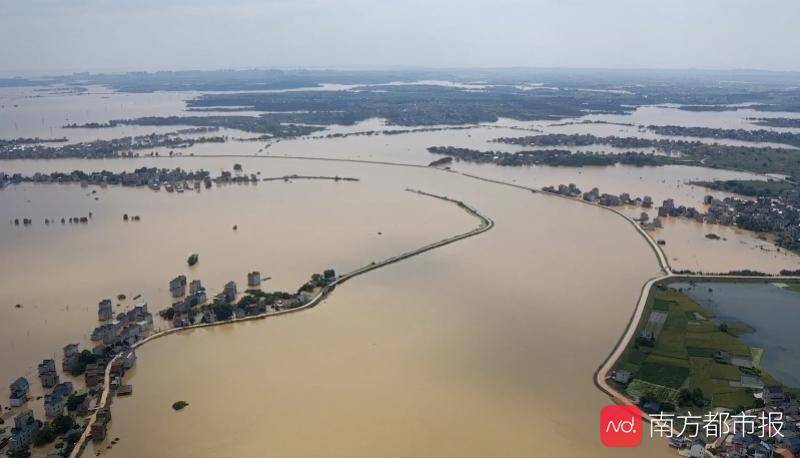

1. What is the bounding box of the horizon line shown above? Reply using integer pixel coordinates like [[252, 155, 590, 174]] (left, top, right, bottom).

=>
[[3, 65, 800, 81]]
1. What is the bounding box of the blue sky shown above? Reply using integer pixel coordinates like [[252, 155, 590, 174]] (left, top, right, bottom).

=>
[[1, 0, 798, 75]]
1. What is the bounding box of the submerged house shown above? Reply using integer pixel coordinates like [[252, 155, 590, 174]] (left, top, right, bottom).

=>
[[221, 281, 237, 302], [8, 410, 38, 452], [189, 279, 203, 295], [169, 275, 187, 297], [91, 407, 112, 442], [84, 363, 106, 387], [9, 377, 30, 407], [44, 382, 74, 417], [62, 343, 80, 373], [98, 298, 113, 321], [38, 359, 59, 388]]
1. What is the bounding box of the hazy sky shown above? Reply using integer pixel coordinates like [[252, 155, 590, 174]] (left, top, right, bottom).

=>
[[1, 0, 799, 76]]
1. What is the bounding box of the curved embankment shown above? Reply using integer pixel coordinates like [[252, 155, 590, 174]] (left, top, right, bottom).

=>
[[69, 188, 493, 458], [593, 273, 800, 400]]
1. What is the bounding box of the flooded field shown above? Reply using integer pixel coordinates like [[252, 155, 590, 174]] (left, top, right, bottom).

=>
[[678, 281, 800, 388]]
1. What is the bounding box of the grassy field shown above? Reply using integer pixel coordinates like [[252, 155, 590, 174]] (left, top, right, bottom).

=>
[[616, 284, 777, 410]]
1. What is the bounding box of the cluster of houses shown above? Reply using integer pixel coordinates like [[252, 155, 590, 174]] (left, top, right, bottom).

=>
[[543, 183, 664, 229], [609, 372, 800, 457], [4, 350, 93, 455], [167, 269, 333, 327], [167, 275, 265, 327], [658, 198, 702, 220], [0, 167, 208, 187], [214, 170, 259, 184], [0, 129, 226, 160], [640, 192, 800, 251], [1, 268, 335, 456], [298, 269, 337, 293], [168, 273, 271, 326], [273, 292, 313, 311], [90, 303, 153, 346], [700, 193, 800, 251], [711, 385, 800, 458], [169, 278, 209, 327], [640, 192, 800, 252], [542, 182, 800, 248], [0, 166, 261, 194], [544, 182, 655, 209], [71, 350, 136, 447]]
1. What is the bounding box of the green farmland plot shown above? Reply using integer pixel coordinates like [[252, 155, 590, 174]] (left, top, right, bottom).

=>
[[615, 284, 779, 410]]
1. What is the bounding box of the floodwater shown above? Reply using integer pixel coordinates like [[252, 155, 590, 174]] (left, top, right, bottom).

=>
[[677, 282, 800, 387], [2, 86, 799, 457], [84, 159, 673, 457], [0, 161, 475, 419], [0, 85, 190, 140]]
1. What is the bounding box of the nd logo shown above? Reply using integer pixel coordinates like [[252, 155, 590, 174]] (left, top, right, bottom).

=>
[[600, 405, 643, 447]]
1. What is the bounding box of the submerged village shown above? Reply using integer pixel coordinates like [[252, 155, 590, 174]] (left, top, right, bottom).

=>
[[1, 166, 358, 229], [541, 181, 800, 263], [0, 260, 338, 458], [0, 167, 357, 194]]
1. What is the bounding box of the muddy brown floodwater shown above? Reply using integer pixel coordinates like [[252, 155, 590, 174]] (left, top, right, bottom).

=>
[[3, 86, 798, 457], [66, 159, 674, 457]]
